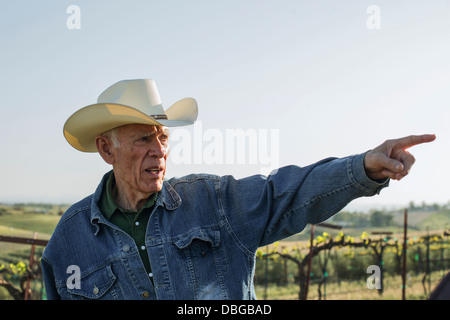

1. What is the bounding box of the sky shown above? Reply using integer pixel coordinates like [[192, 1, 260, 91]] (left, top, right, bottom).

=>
[[0, 1, 449, 212]]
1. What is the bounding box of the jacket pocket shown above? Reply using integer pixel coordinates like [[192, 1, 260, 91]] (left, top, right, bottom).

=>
[[66, 264, 118, 300], [172, 228, 227, 299]]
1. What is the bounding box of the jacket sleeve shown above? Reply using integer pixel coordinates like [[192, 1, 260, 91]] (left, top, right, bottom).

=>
[[220, 153, 389, 251], [41, 257, 61, 300]]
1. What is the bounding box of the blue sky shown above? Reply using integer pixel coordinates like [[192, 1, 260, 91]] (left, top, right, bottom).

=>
[[0, 1, 449, 211]]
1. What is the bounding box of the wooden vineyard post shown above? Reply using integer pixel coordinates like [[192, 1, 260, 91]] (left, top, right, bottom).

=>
[[371, 231, 394, 295], [402, 209, 408, 300], [303, 224, 315, 300], [303, 222, 342, 300], [24, 232, 38, 300]]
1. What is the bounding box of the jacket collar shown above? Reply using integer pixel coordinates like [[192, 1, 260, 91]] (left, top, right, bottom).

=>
[[159, 180, 182, 210], [90, 171, 182, 233]]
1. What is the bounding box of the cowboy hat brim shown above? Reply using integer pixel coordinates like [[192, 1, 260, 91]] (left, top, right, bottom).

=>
[[63, 97, 197, 152]]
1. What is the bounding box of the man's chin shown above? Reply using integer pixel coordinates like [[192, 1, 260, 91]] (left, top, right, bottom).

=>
[[142, 181, 164, 195]]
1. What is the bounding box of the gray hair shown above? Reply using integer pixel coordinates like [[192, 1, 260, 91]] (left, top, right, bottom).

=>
[[101, 127, 120, 148]]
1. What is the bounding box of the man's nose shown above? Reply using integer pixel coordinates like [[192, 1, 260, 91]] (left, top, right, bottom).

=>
[[148, 138, 167, 157]]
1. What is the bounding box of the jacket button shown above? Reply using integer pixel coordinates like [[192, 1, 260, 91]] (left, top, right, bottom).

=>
[[93, 286, 99, 295], [141, 291, 150, 299], [122, 245, 130, 252]]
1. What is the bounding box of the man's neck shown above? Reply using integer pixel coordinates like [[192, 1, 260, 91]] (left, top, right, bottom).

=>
[[112, 179, 153, 212]]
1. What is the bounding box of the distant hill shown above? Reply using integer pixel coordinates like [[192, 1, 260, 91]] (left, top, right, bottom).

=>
[[283, 205, 450, 242], [391, 208, 450, 230]]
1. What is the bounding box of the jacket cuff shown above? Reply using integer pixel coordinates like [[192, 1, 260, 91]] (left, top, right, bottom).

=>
[[349, 152, 389, 196]]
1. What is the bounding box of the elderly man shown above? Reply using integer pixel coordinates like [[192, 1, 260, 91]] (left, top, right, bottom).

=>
[[42, 79, 435, 300]]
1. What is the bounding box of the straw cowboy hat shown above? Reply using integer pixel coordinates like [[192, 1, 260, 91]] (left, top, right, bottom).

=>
[[63, 79, 198, 152]]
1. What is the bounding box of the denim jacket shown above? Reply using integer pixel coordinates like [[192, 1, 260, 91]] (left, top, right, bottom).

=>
[[41, 153, 388, 300]]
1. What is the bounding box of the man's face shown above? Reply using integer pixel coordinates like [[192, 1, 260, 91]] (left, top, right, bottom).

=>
[[111, 124, 169, 197]]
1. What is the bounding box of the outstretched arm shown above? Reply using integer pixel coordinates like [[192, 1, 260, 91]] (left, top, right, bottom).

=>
[[364, 134, 436, 181]]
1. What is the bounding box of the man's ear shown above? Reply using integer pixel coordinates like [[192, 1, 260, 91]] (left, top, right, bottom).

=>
[[95, 135, 115, 165]]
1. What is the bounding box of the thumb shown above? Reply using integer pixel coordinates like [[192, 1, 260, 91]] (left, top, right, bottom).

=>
[[378, 155, 404, 174], [386, 157, 403, 172], [365, 150, 405, 180]]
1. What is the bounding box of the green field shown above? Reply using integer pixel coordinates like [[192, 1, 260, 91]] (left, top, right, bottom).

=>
[[0, 204, 62, 253], [0, 204, 63, 299], [0, 213, 60, 236]]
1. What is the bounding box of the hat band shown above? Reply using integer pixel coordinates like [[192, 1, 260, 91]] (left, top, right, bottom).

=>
[[151, 114, 168, 120]]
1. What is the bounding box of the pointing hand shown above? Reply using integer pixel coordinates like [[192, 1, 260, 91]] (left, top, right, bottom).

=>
[[364, 134, 436, 181]]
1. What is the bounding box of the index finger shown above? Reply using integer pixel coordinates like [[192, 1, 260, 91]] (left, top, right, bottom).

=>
[[396, 134, 436, 149]]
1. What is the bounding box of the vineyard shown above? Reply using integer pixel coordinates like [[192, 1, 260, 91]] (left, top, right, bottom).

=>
[[254, 219, 450, 300], [0, 203, 449, 300]]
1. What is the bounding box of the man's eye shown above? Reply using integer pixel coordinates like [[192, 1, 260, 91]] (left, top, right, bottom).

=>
[[140, 136, 149, 141]]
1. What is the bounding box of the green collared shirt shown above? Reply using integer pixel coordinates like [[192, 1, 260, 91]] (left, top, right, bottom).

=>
[[98, 172, 157, 276]]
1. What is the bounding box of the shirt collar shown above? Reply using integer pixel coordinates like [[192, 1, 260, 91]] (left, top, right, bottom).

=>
[[92, 171, 182, 227], [98, 171, 158, 220]]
